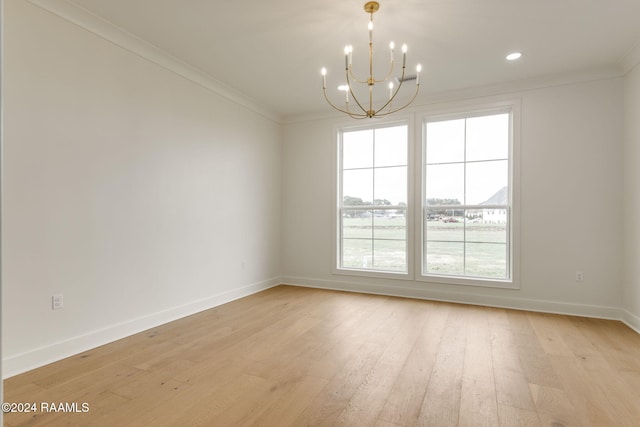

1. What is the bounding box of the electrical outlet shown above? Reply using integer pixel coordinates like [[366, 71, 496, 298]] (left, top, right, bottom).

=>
[[52, 294, 64, 310], [575, 271, 584, 282]]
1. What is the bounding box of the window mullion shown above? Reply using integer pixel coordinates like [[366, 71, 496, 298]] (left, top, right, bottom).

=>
[[463, 118, 467, 276], [371, 129, 376, 269]]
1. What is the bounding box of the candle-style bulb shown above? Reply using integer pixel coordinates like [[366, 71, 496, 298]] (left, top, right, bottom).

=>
[[402, 44, 407, 67], [344, 45, 353, 66]]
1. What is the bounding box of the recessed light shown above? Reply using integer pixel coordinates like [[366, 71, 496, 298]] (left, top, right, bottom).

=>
[[506, 52, 522, 61]]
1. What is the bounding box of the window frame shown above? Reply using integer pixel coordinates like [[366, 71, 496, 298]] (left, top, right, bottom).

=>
[[333, 116, 415, 280], [416, 100, 520, 289], [330, 100, 520, 289]]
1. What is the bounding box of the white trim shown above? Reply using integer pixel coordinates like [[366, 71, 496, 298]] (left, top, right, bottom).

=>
[[417, 99, 521, 289], [281, 276, 623, 321], [2, 278, 280, 379], [24, 0, 281, 123], [333, 117, 413, 279], [622, 309, 640, 335], [4, 276, 637, 378]]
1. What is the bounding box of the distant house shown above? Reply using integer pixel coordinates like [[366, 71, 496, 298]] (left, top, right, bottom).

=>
[[483, 208, 507, 223], [481, 186, 508, 223]]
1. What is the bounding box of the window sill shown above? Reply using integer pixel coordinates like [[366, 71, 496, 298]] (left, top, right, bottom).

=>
[[333, 267, 413, 281], [418, 273, 519, 289]]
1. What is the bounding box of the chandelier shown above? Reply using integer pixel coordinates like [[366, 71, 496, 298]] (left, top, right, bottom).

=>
[[321, 1, 422, 119]]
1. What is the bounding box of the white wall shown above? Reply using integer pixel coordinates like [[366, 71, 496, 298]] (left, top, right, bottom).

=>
[[2, 0, 282, 376], [623, 62, 640, 331], [283, 78, 624, 318]]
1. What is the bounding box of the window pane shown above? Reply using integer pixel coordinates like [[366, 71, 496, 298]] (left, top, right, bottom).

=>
[[425, 215, 464, 242], [465, 243, 507, 279], [342, 211, 372, 239], [425, 119, 465, 164], [422, 110, 512, 282], [342, 238, 373, 269], [465, 160, 508, 205], [426, 163, 464, 205], [373, 211, 406, 239], [343, 129, 373, 169], [425, 242, 464, 275], [343, 169, 373, 205], [375, 126, 407, 167], [339, 124, 408, 275], [375, 166, 407, 205], [466, 114, 509, 161], [373, 240, 407, 272], [465, 212, 507, 243]]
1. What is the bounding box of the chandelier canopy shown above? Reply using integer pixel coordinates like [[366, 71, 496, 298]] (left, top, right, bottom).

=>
[[321, 1, 421, 119]]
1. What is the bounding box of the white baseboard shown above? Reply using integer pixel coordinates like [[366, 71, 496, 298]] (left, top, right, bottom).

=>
[[2, 278, 280, 379], [281, 276, 624, 322], [622, 309, 640, 334], [5, 276, 637, 378]]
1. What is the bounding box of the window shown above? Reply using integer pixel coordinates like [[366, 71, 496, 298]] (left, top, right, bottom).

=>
[[333, 102, 518, 287], [337, 123, 409, 274], [422, 111, 513, 282]]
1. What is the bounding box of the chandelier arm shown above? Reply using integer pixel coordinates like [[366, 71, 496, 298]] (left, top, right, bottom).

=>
[[373, 81, 421, 118], [322, 87, 366, 117], [372, 65, 407, 115], [373, 59, 395, 83], [347, 65, 370, 84], [345, 68, 370, 116]]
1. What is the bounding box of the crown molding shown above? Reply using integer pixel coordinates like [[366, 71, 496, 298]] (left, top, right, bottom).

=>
[[284, 66, 623, 124], [424, 66, 622, 102], [25, 0, 282, 123]]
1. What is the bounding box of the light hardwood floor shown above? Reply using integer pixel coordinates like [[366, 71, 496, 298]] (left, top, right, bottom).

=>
[[4, 285, 640, 426]]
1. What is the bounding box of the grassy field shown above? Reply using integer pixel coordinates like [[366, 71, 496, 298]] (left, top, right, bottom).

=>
[[341, 216, 507, 278]]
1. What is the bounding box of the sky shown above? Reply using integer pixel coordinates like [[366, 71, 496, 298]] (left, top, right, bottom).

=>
[[341, 113, 510, 207]]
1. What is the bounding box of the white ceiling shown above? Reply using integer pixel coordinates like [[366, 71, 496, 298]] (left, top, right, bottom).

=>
[[65, 0, 640, 120]]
